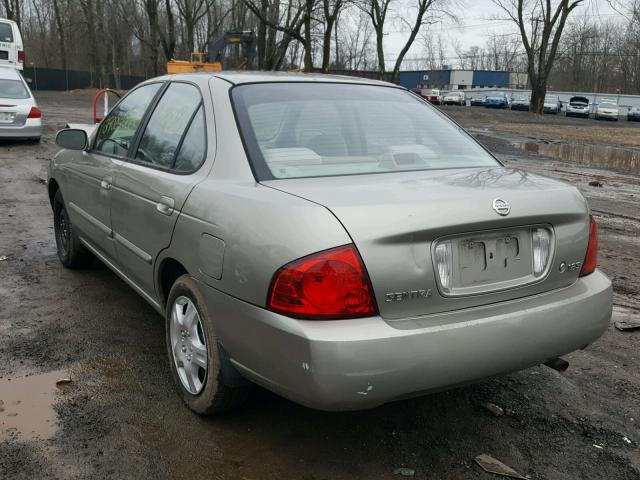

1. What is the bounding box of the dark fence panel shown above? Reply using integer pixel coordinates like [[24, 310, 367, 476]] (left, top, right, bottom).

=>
[[23, 67, 147, 91]]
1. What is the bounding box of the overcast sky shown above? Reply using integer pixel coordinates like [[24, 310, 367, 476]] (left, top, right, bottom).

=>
[[384, 0, 625, 68]]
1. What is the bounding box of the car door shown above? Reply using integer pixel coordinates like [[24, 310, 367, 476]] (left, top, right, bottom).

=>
[[110, 81, 207, 297], [63, 82, 163, 259]]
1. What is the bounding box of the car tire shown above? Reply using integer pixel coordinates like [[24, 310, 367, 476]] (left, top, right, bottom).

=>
[[53, 190, 94, 268], [166, 274, 251, 415]]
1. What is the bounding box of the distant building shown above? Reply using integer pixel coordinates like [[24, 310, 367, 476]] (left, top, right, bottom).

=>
[[398, 70, 528, 90]]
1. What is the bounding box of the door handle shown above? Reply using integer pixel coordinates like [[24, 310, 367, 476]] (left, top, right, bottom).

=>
[[156, 196, 175, 216], [100, 176, 112, 190]]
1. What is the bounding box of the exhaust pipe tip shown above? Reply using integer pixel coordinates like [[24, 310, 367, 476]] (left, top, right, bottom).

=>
[[544, 357, 569, 373]]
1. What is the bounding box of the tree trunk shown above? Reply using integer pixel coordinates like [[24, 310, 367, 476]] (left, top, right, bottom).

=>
[[375, 26, 384, 74], [530, 84, 546, 114], [257, 0, 268, 68], [52, 0, 67, 71], [321, 17, 334, 72], [161, 0, 176, 63], [303, 0, 313, 71]]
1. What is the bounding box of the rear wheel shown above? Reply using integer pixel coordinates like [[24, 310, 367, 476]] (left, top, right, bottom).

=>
[[166, 275, 251, 415], [53, 190, 93, 268]]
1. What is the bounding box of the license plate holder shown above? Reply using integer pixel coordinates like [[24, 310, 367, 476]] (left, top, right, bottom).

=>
[[435, 227, 545, 296]]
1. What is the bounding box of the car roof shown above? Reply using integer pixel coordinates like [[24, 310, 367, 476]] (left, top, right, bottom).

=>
[[0, 66, 22, 80], [150, 70, 396, 87]]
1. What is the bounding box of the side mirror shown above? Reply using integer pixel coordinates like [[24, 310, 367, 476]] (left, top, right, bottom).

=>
[[56, 129, 87, 150]]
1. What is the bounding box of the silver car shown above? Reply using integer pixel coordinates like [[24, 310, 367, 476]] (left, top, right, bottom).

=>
[[543, 94, 562, 114], [48, 73, 612, 414], [0, 66, 41, 140], [442, 91, 466, 106], [565, 95, 590, 118], [595, 101, 619, 121]]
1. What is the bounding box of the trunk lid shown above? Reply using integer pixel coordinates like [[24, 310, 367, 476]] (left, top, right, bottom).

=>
[[263, 167, 590, 320], [0, 98, 32, 126]]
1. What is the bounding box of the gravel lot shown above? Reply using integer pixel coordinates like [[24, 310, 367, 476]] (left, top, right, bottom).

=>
[[1, 92, 639, 480]]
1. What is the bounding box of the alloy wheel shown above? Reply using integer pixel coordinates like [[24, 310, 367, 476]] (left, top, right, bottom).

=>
[[170, 296, 208, 395]]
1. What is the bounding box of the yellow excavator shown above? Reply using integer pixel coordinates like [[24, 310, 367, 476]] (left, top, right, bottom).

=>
[[167, 30, 257, 74]]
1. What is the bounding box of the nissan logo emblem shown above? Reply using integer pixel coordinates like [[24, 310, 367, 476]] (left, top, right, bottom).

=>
[[493, 199, 511, 216]]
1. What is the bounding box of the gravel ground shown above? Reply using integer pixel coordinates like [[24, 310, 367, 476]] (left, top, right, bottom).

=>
[[0, 92, 639, 480]]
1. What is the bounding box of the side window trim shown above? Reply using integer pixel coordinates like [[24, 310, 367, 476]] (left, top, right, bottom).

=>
[[89, 81, 167, 159], [128, 80, 207, 175]]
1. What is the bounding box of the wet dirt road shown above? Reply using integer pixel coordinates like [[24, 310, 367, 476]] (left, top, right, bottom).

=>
[[1, 93, 639, 480]]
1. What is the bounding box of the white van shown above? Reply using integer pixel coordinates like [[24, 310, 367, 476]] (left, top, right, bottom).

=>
[[0, 19, 24, 70]]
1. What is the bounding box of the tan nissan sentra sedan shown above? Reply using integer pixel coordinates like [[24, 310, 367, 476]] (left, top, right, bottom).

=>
[[48, 72, 612, 414]]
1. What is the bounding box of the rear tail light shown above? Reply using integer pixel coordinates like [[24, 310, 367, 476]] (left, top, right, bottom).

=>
[[28, 107, 41, 119], [434, 240, 453, 291], [18, 50, 25, 63], [579, 216, 598, 277], [532, 227, 551, 276], [267, 244, 378, 319]]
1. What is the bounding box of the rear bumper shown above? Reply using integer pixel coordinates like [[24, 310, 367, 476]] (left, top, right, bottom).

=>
[[202, 270, 612, 411], [0, 120, 42, 138]]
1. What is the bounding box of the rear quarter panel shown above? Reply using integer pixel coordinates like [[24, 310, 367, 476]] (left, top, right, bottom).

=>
[[156, 77, 351, 307]]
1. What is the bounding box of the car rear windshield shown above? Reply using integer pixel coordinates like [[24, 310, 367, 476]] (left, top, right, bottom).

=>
[[232, 83, 498, 180], [0, 79, 29, 99], [0, 23, 13, 42]]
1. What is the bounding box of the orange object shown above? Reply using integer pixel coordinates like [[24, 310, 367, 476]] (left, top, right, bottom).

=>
[[167, 53, 222, 74], [92, 88, 122, 124]]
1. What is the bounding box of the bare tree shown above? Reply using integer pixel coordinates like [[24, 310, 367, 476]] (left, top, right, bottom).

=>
[[320, 0, 343, 71], [2, 0, 22, 28], [242, 0, 316, 70], [493, 0, 583, 113]]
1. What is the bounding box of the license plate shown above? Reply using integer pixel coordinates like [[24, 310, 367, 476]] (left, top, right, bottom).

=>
[[0, 112, 14, 123]]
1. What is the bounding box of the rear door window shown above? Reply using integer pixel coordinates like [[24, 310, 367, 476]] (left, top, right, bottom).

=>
[[93, 83, 162, 158], [134, 82, 202, 170], [173, 106, 206, 173], [0, 23, 13, 43]]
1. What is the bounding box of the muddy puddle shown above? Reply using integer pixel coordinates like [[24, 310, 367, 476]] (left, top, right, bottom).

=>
[[519, 141, 640, 174], [0, 370, 69, 441]]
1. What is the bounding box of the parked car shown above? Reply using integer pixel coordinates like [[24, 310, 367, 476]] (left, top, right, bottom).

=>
[[543, 94, 562, 114], [0, 18, 24, 70], [595, 101, 619, 121], [0, 66, 41, 141], [420, 88, 440, 105], [565, 96, 590, 118], [484, 92, 509, 109], [49, 72, 611, 414], [627, 106, 640, 121], [510, 94, 530, 111], [470, 95, 485, 106], [441, 91, 466, 106]]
